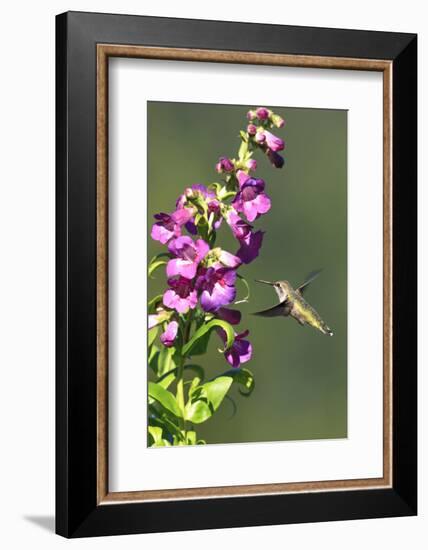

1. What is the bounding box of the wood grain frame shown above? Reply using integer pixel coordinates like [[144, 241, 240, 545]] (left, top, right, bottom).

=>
[[56, 11, 417, 537], [96, 45, 392, 504]]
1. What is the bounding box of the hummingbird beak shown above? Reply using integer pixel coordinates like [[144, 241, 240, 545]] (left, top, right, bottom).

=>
[[255, 279, 275, 286]]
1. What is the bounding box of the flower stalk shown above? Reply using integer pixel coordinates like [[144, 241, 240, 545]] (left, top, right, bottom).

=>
[[147, 107, 286, 446]]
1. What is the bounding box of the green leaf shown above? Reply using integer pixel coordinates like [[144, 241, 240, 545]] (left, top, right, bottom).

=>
[[183, 319, 235, 357], [220, 368, 255, 397], [186, 430, 197, 445], [158, 345, 178, 376], [148, 345, 160, 373], [185, 398, 211, 424], [148, 326, 158, 347], [203, 376, 234, 410], [148, 253, 170, 278], [148, 294, 163, 314], [185, 376, 233, 424], [157, 371, 176, 390], [148, 382, 182, 419], [148, 404, 184, 442], [148, 425, 163, 446], [156, 364, 205, 391]]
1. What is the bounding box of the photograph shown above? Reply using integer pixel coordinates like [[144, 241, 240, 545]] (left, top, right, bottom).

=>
[[147, 102, 347, 447]]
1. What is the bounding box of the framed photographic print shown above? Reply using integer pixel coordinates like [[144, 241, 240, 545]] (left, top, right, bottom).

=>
[[56, 11, 417, 538]]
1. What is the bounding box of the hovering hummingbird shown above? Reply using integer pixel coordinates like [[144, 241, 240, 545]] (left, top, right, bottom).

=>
[[254, 270, 334, 336]]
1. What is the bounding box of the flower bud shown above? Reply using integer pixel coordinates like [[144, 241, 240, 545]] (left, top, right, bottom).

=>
[[247, 110, 257, 121], [246, 159, 257, 171], [215, 156, 234, 173], [271, 113, 285, 128], [247, 123, 257, 136], [256, 107, 269, 120], [266, 149, 285, 168]]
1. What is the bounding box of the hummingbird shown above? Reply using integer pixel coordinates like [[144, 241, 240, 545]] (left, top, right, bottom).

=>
[[254, 270, 334, 336]]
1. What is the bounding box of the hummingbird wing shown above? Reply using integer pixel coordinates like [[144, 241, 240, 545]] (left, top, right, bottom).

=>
[[253, 300, 291, 317], [296, 269, 322, 295]]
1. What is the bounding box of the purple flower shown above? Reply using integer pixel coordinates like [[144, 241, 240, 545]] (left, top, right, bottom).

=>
[[196, 265, 237, 312], [217, 307, 242, 325], [236, 230, 264, 264], [247, 110, 257, 120], [256, 107, 269, 120], [167, 236, 210, 279], [218, 329, 252, 368], [215, 156, 234, 173], [163, 276, 198, 313], [264, 130, 284, 152], [266, 148, 285, 168], [226, 209, 253, 241], [232, 177, 271, 222], [151, 208, 194, 244], [160, 320, 179, 347], [246, 158, 257, 171]]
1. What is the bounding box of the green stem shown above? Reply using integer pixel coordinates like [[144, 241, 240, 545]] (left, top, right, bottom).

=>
[[176, 313, 193, 435]]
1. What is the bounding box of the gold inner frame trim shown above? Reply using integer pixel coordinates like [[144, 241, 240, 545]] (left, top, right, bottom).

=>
[[96, 44, 393, 505]]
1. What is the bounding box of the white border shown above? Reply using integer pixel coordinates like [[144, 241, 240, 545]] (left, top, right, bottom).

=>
[[108, 58, 383, 492]]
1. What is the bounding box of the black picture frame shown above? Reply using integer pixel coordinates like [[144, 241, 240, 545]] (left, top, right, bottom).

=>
[[56, 11, 417, 538]]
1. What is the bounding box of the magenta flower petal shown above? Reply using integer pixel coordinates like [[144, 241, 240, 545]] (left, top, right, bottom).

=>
[[246, 159, 257, 171], [218, 329, 253, 367], [236, 170, 250, 188], [236, 230, 264, 264], [219, 249, 242, 268], [196, 266, 237, 312], [266, 148, 285, 168], [148, 314, 159, 330], [163, 277, 198, 314], [160, 320, 179, 347], [166, 258, 197, 279], [226, 210, 253, 241], [264, 130, 284, 152], [247, 123, 257, 135], [167, 236, 209, 279], [217, 307, 242, 325], [151, 212, 181, 244], [233, 178, 270, 222], [253, 193, 271, 214], [242, 201, 260, 223], [171, 207, 194, 226], [216, 156, 234, 173], [256, 107, 269, 120]]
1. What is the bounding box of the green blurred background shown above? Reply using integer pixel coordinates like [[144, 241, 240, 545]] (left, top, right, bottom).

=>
[[147, 102, 347, 444]]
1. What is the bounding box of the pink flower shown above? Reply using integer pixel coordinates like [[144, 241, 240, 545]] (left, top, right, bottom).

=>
[[236, 230, 264, 264], [160, 320, 179, 347], [163, 276, 198, 313], [264, 130, 284, 152], [218, 329, 252, 368], [150, 208, 194, 244], [167, 236, 210, 279], [232, 177, 271, 222]]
